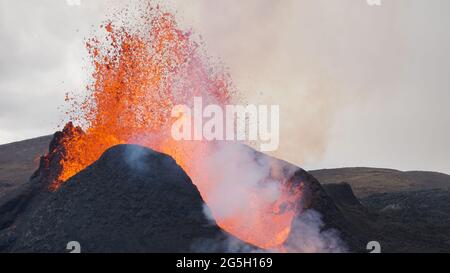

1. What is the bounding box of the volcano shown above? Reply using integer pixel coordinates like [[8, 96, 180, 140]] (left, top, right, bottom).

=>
[[0, 128, 369, 253], [1, 144, 256, 252], [1, 7, 371, 252]]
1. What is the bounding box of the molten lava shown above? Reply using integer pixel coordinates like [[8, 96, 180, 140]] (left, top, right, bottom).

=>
[[57, 6, 301, 250]]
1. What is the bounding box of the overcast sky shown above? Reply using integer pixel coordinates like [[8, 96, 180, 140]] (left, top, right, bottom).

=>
[[0, 0, 449, 174]]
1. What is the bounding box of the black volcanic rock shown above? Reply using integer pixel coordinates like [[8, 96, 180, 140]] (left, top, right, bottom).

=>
[[362, 189, 450, 252], [323, 183, 364, 208], [0, 126, 371, 253], [283, 173, 370, 252], [321, 183, 376, 248], [5, 145, 253, 253]]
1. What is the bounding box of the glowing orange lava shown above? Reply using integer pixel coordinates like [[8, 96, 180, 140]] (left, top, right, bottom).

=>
[[57, 7, 300, 250]]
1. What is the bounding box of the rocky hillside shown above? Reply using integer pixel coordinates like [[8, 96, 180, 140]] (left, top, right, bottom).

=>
[[311, 167, 450, 198], [0, 136, 52, 198], [1, 136, 450, 252]]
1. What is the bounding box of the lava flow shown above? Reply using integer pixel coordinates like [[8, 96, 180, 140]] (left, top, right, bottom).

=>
[[56, 7, 301, 250]]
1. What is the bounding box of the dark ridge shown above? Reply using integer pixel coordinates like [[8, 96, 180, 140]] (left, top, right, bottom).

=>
[[323, 182, 365, 208], [0, 135, 52, 198], [284, 172, 369, 252], [311, 167, 450, 198]]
